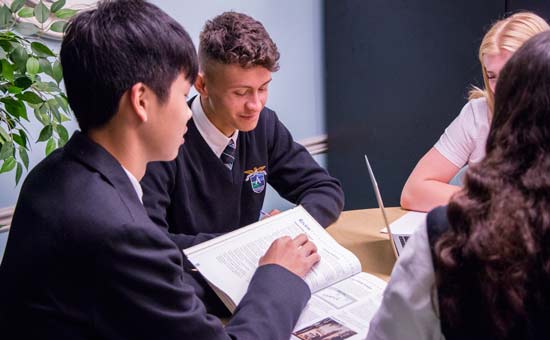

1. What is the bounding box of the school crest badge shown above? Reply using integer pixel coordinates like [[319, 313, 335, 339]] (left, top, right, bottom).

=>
[[244, 166, 267, 194]]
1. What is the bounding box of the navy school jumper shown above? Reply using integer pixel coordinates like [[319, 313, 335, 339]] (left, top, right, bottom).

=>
[[141, 98, 345, 250]]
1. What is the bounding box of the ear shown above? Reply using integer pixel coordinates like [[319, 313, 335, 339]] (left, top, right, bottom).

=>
[[194, 73, 208, 97], [129, 82, 149, 123]]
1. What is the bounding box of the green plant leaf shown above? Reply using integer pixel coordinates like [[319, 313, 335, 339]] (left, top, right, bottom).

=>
[[54, 8, 76, 19], [26, 57, 39, 75], [12, 134, 23, 146], [0, 126, 10, 142], [55, 124, 68, 143], [1, 97, 27, 120], [38, 58, 53, 76], [11, 45, 28, 70], [52, 59, 62, 83], [34, 81, 60, 93], [50, 0, 66, 13], [18, 7, 34, 18], [49, 20, 67, 33], [34, 1, 50, 24], [13, 131, 25, 147], [0, 40, 13, 53], [34, 103, 50, 124], [45, 137, 56, 155], [47, 98, 61, 122], [1, 59, 14, 81], [18, 128, 27, 143], [17, 91, 43, 104], [55, 95, 69, 112], [14, 76, 32, 90], [7, 86, 22, 94], [59, 113, 70, 122], [31, 41, 55, 57], [37, 124, 52, 142], [10, 0, 25, 13], [0, 140, 14, 160], [19, 147, 29, 169], [0, 32, 18, 42], [0, 5, 12, 29], [14, 22, 39, 36], [15, 162, 22, 184], [0, 156, 16, 173], [33, 107, 48, 125]]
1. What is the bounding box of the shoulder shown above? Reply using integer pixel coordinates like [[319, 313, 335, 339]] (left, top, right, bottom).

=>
[[257, 106, 294, 139], [426, 206, 449, 230], [256, 106, 279, 129], [19, 150, 131, 238], [458, 97, 490, 129], [243, 106, 291, 146], [426, 206, 450, 251]]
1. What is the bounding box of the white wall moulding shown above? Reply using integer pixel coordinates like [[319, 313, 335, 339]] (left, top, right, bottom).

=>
[[299, 134, 328, 156], [0, 205, 14, 230]]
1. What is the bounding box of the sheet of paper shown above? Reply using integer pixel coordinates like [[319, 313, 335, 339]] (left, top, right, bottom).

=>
[[379, 211, 426, 235]]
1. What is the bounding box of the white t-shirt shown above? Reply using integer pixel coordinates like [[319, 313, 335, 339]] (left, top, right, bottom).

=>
[[434, 97, 490, 168], [367, 222, 444, 340]]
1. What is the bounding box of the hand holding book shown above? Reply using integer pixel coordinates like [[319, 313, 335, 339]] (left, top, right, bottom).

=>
[[259, 233, 321, 278]]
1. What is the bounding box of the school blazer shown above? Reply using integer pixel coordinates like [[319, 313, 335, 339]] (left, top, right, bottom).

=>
[[0, 131, 310, 340]]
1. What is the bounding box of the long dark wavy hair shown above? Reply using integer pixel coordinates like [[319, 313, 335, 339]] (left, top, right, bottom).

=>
[[434, 31, 550, 339]]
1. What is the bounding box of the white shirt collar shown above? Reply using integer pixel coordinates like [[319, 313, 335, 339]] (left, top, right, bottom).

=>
[[191, 95, 238, 158], [121, 166, 143, 204]]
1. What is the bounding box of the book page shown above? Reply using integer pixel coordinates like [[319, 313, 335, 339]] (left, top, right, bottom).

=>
[[291, 272, 386, 340], [184, 206, 361, 309]]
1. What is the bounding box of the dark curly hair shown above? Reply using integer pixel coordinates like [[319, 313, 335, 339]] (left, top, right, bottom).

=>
[[198, 11, 280, 74], [434, 30, 550, 339]]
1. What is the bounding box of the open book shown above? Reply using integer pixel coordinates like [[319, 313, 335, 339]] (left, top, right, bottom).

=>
[[184, 206, 387, 339]]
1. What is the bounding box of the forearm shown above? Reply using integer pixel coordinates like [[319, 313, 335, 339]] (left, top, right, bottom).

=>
[[401, 179, 460, 212], [169, 232, 222, 250], [226, 264, 310, 340], [299, 183, 345, 227]]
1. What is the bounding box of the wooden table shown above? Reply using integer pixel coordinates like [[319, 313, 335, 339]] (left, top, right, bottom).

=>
[[326, 207, 407, 281]]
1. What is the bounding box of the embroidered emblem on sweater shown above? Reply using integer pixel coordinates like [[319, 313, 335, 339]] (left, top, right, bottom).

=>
[[244, 166, 267, 194]]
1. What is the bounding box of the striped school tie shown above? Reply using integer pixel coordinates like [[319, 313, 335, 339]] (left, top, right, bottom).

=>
[[220, 139, 236, 170]]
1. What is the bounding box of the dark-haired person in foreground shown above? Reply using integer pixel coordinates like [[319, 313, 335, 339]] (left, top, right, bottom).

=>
[[0, 1, 319, 339], [141, 11, 344, 251], [367, 30, 550, 340]]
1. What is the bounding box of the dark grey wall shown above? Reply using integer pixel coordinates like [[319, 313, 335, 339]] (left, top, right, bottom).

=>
[[507, 0, 550, 18], [325, 1, 549, 209]]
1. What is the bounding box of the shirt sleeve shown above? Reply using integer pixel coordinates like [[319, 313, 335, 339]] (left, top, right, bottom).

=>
[[93, 222, 310, 340], [141, 159, 219, 249], [266, 111, 345, 227], [366, 223, 444, 340], [434, 101, 477, 168]]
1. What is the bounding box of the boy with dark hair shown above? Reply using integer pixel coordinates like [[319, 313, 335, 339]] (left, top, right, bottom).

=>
[[142, 11, 344, 250], [0, 1, 319, 339]]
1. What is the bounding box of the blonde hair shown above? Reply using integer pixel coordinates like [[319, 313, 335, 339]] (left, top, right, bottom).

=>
[[469, 12, 550, 113]]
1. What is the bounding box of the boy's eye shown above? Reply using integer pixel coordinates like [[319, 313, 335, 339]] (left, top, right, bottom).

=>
[[235, 90, 247, 96]]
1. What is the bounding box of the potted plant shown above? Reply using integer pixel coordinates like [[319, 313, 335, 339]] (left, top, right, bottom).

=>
[[0, 0, 77, 184]]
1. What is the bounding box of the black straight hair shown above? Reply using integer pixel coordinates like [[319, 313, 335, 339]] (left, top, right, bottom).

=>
[[60, 0, 198, 132]]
